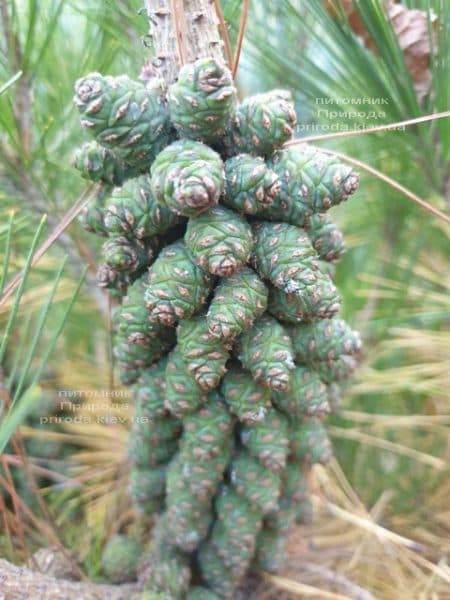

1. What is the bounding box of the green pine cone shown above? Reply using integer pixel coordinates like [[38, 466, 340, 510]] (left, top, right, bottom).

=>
[[295, 496, 314, 524], [164, 349, 207, 417], [166, 490, 215, 551], [102, 235, 155, 273], [176, 316, 231, 390], [210, 487, 262, 579], [168, 450, 229, 502], [116, 276, 169, 344], [251, 221, 321, 296], [240, 409, 289, 472], [144, 241, 213, 326], [261, 144, 359, 226], [114, 328, 175, 385], [104, 175, 180, 239], [185, 205, 253, 277], [143, 519, 192, 597], [225, 90, 297, 157], [264, 496, 298, 535], [289, 418, 333, 464], [130, 410, 181, 451], [327, 382, 342, 413], [289, 318, 361, 382], [181, 397, 233, 460], [272, 366, 330, 418], [73, 141, 137, 186], [197, 545, 236, 599], [221, 366, 271, 425], [101, 534, 142, 584], [97, 263, 136, 298], [230, 452, 281, 514], [78, 184, 111, 235], [74, 73, 171, 169], [187, 587, 221, 600], [168, 57, 236, 144], [268, 278, 341, 323], [167, 394, 232, 551], [128, 434, 178, 468], [253, 528, 286, 573], [207, 268, 268, 339], [290, 318, 362, 363], [307, 214, 345, 263], [223, 154, 281, 214], [132, 357, 168, 418], [151, 139, 224, 217], [78, 196, 108, 236], [128, 467, 166, 511], [238, 315, 295, 392], [282, 462, 310, 504]]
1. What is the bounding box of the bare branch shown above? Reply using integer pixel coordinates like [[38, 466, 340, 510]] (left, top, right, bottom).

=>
[[144, 0, 226, 85]]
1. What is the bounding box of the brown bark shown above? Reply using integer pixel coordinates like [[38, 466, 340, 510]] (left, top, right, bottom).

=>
[[144, 0, 225, 84]]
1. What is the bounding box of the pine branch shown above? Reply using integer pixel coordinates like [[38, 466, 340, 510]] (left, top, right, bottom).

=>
[[144, 0, 226, 85]]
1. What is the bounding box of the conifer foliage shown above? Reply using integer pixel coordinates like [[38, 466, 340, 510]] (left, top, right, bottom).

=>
[[73, 55, 361, 598]]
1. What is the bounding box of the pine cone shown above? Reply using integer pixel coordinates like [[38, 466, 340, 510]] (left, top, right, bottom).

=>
[[208, 486, 262, 578], [221, 366, 271, 425], [273, 366, 330, 418], [78, 192, 109, 236], [128, 467, 167, 514], [259, 144, 359, 226], [97, 264, 136, 298], [240, 409, 289, 472], [116, 277, 168, 344], [169, 57, 236, 144], [268, 278, 341, 323], [144, 241, 213, 326], [230, 452, 281, 514], [102, 236, 155, 273], [114, 328, 175, 385], [151, 139, 224, 217], [225, 90, 297, 157], [253, 528, 286, 573], [165, 397, 231, 551], [307, 213, 346, 263], [185, 205, 253, 277], [223, 154, 281, 214], [104, 175, 180, 239], [290, 317, 362, 382], [252, 221, 322, 296], [197, 545, 236, 599], [101, 534, 142, 584], [289, 418, 333, 464], [73, 141, 137, 186], [164, 349, 207, 418], [181, 397, 233, 461], [74, 74, 171, 169], [238, 315, 295, 392], [206, 268, 267, 340], [142, 518, 192, 596], [177, 316, 231, 390], [327, 382, 343, 413]]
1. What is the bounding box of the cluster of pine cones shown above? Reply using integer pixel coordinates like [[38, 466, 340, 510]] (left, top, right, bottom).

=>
[[73, 57, 362, 599]]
